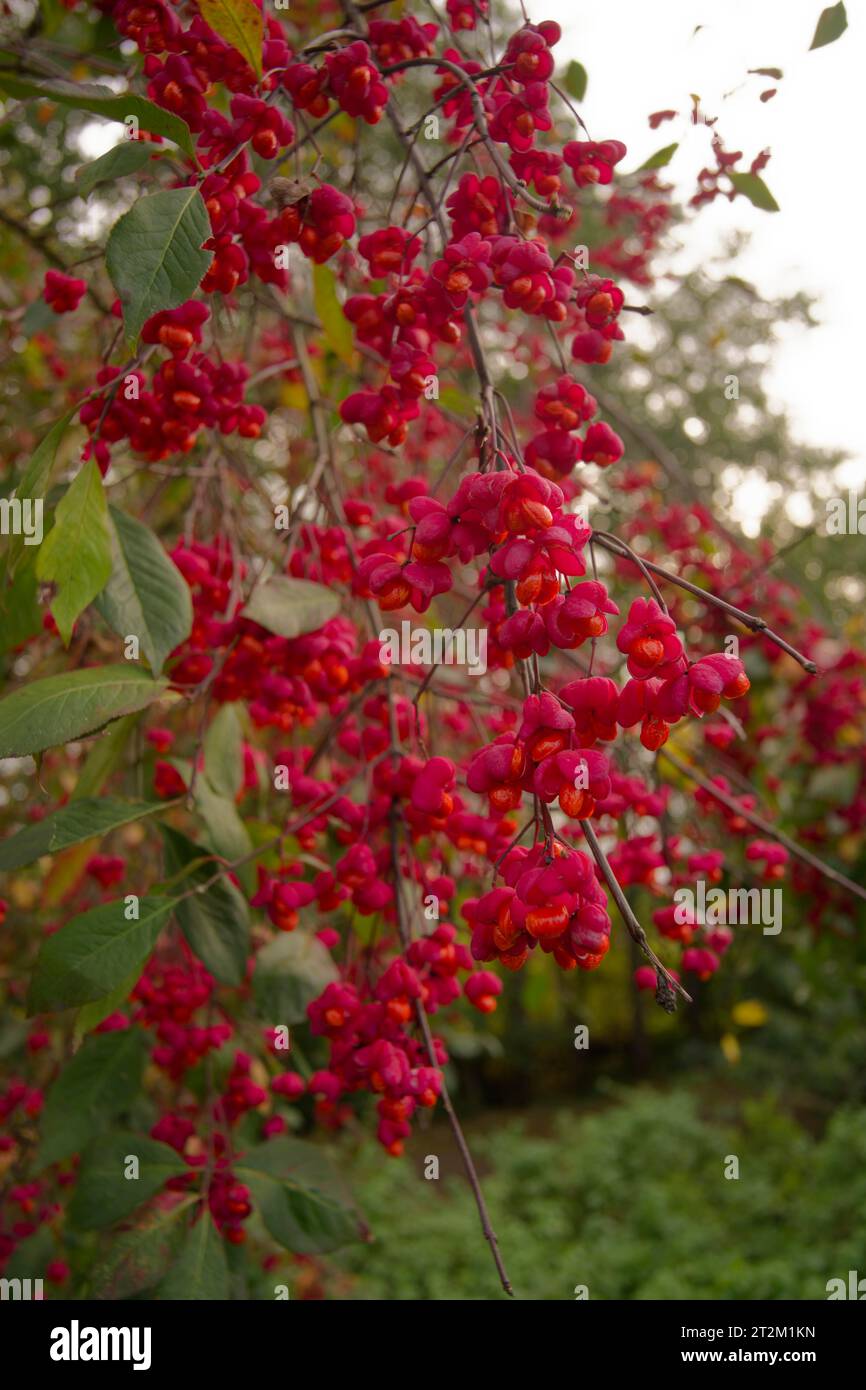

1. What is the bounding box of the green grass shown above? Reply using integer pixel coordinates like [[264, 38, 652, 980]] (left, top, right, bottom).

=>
[[321, 1086, 866, 1300]]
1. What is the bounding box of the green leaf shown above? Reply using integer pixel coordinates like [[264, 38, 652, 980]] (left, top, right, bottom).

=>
[[242, 575, 340, 640], [728, 171, 780, 211], [194, 776, 252, 865], [198, 0, 263, 77], [28, 896, 173, 1014], [809, 2, 847, 49], [748, 67, 784, 79], [21, 296, 58, 337], [35, 460, 112, 644], [235, 1138, 359, 1254], [0, 797, 163, 872], [563, 60, 588, 102], [3, 408, 77, 582], [639, 143, 679, 170], [73, 713, 139, 800], [39, 718, 144, 917], [88, 1203, 189, 1299], [203, 703, 245, 799], [94, 506, 192, 675], [253, 931, 338, 1026], [106, 188, 213, 348], [438, 384, 477, 419], [0, 666, 168, 758], [806, 762, 859, 805], [161, 826, 249, 985], [0, 549, 42, 654], [4, 1227, 55, 1281], [0, 77, 196, 157], [159, 1215, 229, 1299], [37, 1028, 149, 1168], [19, 411, 78, 492], [74, 965, 142, 1042], [312, 262, 355, 368], [35, 0, 67, 38], [68, 1132, 188, 1230], [77, 141, 161, 197]]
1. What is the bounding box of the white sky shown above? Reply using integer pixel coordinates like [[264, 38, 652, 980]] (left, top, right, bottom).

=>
[[545, 0, 864, 487]]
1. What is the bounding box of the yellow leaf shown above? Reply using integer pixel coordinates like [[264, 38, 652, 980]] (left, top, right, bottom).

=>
[[720, 1032, 741, 1064], [198, 0, 263, 78], [660, 722, 697, 766], [279, 381, 309, 411], [43, 715, 138, 908], [732, 999, 768, 1028], [42, 841, 96, 909], [312, 263, 356, 369], [331, 113, 357, 144], [10, 877, 40, 910]]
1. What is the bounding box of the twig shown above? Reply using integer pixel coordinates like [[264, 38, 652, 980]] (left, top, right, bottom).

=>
[[657, 746, 866, 905], [378, 56, 567, 218], [593, 529, 668, 613], [0, 208, 111, 314], [388, 808, 514, 1296], [579, 817, 692, 1010], [592, 532, 818, 674], [411, 586, 488, 707]]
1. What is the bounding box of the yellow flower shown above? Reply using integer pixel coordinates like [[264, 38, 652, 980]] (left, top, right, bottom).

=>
[[732, 1000, 768, 1028]]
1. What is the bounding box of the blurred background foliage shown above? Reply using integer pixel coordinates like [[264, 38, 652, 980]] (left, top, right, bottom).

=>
[[2, 0, 864, 1300], [319, 1088, 866, 1300]]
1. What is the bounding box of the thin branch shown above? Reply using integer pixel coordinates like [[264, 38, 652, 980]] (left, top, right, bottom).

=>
[[657, 746, 866, 905], [579, 817, 692, 1010], [411, 586, 489, 707], [0, 208, 111, 314], [377, 56, 567, 218], [592, 532, 818, 674], [593, 529, 668, 613], [388, 807, 514, 1296]]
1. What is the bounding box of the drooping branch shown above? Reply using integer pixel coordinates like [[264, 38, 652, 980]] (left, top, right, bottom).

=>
[[388, 807, 514, 1297], [657, 746, 866, 905], [593, 531, 819, 674], [579, 817, 692, 1010]]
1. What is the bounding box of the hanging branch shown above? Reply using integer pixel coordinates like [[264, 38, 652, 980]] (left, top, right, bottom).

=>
[[579, 818, 692, 1011], [388, 808, 515, 1297], [658, 746, 866, 905], [593, 532, 818, 674]]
